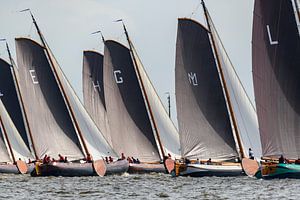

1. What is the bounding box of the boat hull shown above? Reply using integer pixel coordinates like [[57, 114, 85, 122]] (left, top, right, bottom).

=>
[[179, 163, 244, 177], [32, 160, 129, 177], [0, 164, 19, 174], [128, 163, 166, 174], [256, 163, 300, 179]]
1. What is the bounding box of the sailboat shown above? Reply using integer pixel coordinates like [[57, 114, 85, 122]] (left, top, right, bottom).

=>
[[102, 23, 181, 173], [0, 43, 35, 174], [16, 10, 128, 176], [171, 0, 261, 177], [243, 0, 300, 179]]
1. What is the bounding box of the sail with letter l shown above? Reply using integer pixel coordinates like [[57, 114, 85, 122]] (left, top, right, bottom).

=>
[[253, 0, 300, 159]]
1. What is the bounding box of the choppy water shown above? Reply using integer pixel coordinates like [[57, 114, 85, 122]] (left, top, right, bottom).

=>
[[0, 173, 299, 199]]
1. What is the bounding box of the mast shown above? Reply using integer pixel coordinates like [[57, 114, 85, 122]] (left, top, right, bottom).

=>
[[0, 114, 16, 163], [27, 11, 90, 158], [5, 42, 39, 160], [201, 0, 245, 159], [121, 22, 166, 160], [295, 0, 300, 22]]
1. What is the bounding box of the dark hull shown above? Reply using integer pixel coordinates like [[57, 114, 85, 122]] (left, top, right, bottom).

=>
[[105, 160, 129, 175], [128, 163, 166, 174], [0, 164, 19, 174], [255, 163, 300, 179]]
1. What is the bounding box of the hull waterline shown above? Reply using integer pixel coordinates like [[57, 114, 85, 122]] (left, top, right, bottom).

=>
[[128, 163, 166, 174]]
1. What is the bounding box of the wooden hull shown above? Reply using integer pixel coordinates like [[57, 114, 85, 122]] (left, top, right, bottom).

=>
[[178, 163, 244, 177], [128, 163, 166, 174], [105, 160, 129, 175], [255, 163, 300, 179], [0, 164, 19, 174], [32, 160, 129, 177]]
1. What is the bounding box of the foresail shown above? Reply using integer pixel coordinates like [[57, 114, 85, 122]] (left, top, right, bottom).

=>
[[0, 99, 33, 161], [0, 58, 30, 149], [175, 18, 238, 161], [15, 38, 84, 160], [131, 45, 181, 159], [253, 0, 300, 159], [0, 128, 11, 163], [208, 16, 262, 158], [103, 40, 160, 162], [83, 51, 112, 147], [47, 46, 117, 160]]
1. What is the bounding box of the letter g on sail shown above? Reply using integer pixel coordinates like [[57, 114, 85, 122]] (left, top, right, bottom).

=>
[[114, 70, 123, 84], [188, 72, 198, 86]]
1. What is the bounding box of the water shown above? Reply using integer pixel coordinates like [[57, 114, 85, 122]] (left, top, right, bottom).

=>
[[0, 173, 299, 199]]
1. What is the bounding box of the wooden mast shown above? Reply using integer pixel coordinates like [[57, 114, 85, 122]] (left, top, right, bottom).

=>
[[294, 0, 300, 23], [29, 12, 90, 158], [0, 114, 16, 163], [201, 0, 245, 159], [121, 22, 166, 160], [6, 42, 39, 160]]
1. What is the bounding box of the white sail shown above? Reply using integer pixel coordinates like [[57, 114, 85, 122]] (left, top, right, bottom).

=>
[[209, 17, 262, 158], [131, 46, 181, 158], [0, 99, 33, 161]]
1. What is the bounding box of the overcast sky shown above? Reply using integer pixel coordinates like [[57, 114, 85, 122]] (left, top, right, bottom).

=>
[[0, 0, 255, 125]]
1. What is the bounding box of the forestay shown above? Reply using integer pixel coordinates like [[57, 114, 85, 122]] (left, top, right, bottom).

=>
[[208, 15, 262, 158], [16, 38, 84, 161], [130, 45, 181, 159], [103, 40, 160, 162], [82, 51, 112, 147], [175, 18, 238, 161], [253, 0, 300, 159], [0, 99, 33, 161]]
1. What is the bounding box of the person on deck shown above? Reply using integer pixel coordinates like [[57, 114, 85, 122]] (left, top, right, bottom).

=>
[[64, 157, 68, 163], [127, 157, 133, 163], [196, 158, 200, 164], [136, 158, 140, 164], [121, 153, 126, 160], [279, 155, 285, 164], [295, 158, 300, 165], [249, 148, 254, 160], [58, 154, 64, 162], [43, 154, 48, 164], [105, 157, 109, 164], [109, 156, 113, 163], [132, 157, 137, 163], [207, 158, 212, 165]]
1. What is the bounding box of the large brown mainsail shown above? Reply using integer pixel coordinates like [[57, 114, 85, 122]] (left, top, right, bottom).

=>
[[103, 40, 161, 162], [16, 38, 84, 160], [0, 58, 30, 148], [253, 0, 300, 158], [83, 51, 111, 146], [175, 18, 238, 161]]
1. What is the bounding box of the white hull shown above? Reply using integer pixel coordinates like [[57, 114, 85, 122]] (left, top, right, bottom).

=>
[[180, 163, 244, 177]]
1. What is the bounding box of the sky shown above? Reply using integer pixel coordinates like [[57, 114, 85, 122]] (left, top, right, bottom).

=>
[[0, 0, 255, 125]]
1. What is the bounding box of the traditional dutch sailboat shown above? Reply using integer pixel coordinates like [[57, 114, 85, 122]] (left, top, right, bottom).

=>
[[243, 0, 300, 179], [102, 23, 181, 173], [0, 43, 35, 174], [16, 10, 128, 176], [172, 0, 261, 177]]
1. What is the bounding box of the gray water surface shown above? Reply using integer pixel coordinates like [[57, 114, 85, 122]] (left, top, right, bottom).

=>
[[0, 173, 299, 199]]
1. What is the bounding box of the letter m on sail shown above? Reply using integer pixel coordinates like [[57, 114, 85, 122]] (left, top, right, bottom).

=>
[[188, 72, 198, 86]]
